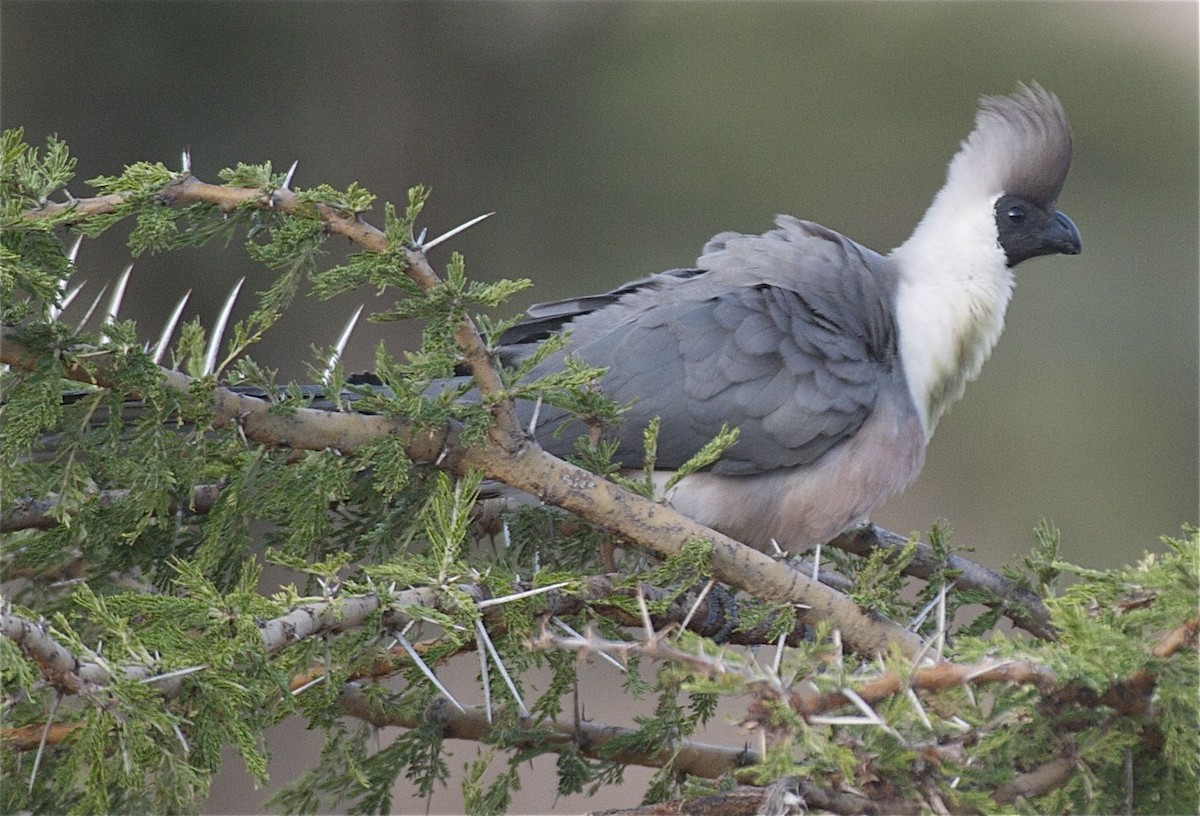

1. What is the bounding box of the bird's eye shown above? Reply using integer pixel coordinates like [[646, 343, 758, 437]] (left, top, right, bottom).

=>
[[1006, 206, 1027, 224]]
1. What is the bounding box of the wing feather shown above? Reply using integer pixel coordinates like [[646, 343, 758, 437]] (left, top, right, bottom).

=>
[[511, 217, 901, 475]]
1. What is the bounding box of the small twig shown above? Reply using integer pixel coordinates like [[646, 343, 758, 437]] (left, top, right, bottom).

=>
[[1151, 616, 1198, 658], [993, 749, 1077, 803]]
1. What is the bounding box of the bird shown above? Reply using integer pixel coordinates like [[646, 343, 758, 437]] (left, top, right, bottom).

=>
[[488, 82, 1080, 554]]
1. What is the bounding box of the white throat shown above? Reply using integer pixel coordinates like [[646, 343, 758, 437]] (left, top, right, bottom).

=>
[[891, 192, 1014, 437]]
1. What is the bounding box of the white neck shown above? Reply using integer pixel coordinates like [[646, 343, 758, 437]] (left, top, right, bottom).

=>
[[891, 191, 1013, 437]]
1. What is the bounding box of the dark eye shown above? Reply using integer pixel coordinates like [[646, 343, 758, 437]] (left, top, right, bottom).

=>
[[1007, 206, 1027, 224]]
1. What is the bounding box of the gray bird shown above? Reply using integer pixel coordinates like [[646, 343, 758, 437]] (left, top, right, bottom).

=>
[[494, 83, 1080, 553]]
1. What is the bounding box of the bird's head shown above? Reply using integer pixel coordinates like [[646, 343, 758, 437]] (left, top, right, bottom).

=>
[[949, 82, 1082, 265]]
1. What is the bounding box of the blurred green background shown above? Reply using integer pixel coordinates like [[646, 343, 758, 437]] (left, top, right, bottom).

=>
[[3, 2, 1196, 813]]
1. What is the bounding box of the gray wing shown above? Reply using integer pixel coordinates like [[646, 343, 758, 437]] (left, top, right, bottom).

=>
[[519, 216, 901, 475]]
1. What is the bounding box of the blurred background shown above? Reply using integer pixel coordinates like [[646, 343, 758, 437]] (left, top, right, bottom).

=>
[[3, 2, 1196, 813]]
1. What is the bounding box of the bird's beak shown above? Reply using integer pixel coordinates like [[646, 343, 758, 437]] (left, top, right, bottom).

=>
[[1048, 210, 1082, 256]]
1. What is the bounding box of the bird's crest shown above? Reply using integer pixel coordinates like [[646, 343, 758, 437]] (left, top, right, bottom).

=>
[[948, 82, 1073, 207]]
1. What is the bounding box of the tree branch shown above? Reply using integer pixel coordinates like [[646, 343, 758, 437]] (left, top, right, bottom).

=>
[[2, 325, 922, 659], [337, 682, 760, 780], [830, 524, 1055, 640], [2, 482, 224, 533]]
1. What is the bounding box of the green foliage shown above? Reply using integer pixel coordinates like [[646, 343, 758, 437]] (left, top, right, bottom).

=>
[[0, 131, 78, 321], [1, 130, 1195, 816]]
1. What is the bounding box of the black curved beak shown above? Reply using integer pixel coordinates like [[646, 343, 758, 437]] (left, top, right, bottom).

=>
[[1049, 210, 1082, 256]]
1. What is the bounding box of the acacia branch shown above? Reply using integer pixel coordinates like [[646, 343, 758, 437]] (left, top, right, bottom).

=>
[[337, 682, 760, 780], [830, 524, 1055, 640], [2, 482, 224, 533], [14, 180, 928, 656], [592, 778, 914, 816], [30, 176, 523, 444], [2, 325, 921, 659]]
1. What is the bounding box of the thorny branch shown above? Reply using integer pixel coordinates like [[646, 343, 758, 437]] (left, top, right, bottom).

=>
[[8, 174, 1194, 811], [830, 524, 1055, 639], [529, 621, 1181, 727], [10, 176, 926, 659], [3, 482, 1054, 639], [338, 684, 760, 780]]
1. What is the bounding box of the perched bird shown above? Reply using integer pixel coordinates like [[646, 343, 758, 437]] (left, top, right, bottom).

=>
[[494, 83, 1080, 553]]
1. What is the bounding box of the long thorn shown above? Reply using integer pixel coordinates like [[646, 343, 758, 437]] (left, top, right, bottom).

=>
[[772, 629, 787, 677], [421, 212, 495, 251], [28, 695, 59, 792], [476, 619, 528, 716], [476, 581, 570, 609], [527, 395, 543, 436], [73, 284, 108, 334], [100, 264, 133, 343], [552, 617, 626, 672], [281, 160, 298, 191], [476, 626, 493, 723], [65, 233, 84, 265], [139, 664, 206, 685], [637, 584, 654, 640], [291, 674, 327, 696], [49, 280, 86, 323], [395, 631, 465, 713], [677, 578, 716, 638], [151, 290, 191, 365], [322, 305, 363, 386], [203, 277, 244, 376]]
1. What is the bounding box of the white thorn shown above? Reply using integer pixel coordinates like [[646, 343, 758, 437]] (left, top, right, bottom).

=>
[[527, 395, 543, 436], [396, 631, 465, 713], [322, 305, 363, 386], [421, 212, 495, 251], [552, 617, 626, 672], [204, 277, 245, 376], [771, 629, 787, 677], [281, 160, 298, 191], [180, 147, 192, 174], [811, 542, 821, 582], [905, 686, 933, 731], [476, 619, 528, 717], [636, 584, 654, 640], [28, 695, 59, 792], [100, 264, 133, 344], [172, 722, 190, 755], [935, 580, 950, 662], [476, 581, 570, 609], [476, 626, 493, 724], [677, 578, 716, 638], [291, 674, 327, 696], [139, 664, 206, 685], [65, 234, 84, 265], [49, 280, 86, 323], [151, 290, 192, 365], [74, 284, 108, 334]]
